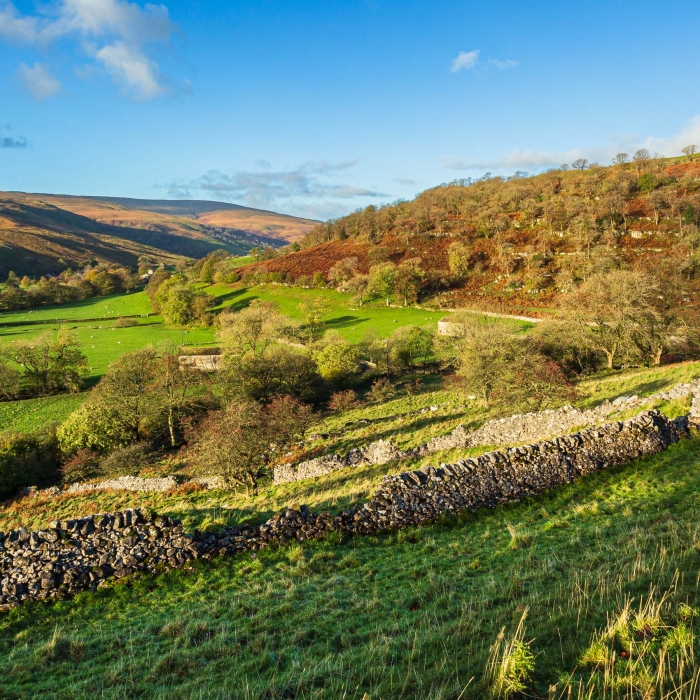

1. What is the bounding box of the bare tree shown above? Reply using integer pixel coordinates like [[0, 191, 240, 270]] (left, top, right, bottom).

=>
[[563, 270, 656, 369], [682, 145, 697, 158], [572, 158, 589, 171], [612, 153, 629, 165]]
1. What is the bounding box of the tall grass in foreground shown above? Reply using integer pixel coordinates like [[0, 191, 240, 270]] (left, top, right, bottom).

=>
[[2, 438, 700, 698]]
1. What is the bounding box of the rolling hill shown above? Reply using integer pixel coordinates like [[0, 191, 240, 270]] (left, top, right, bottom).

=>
[[0, 192, 318, 277], [243, 156, 700, 314]]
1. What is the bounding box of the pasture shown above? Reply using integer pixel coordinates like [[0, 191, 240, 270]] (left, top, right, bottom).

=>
[[0, 393, 87, 435], [203, 283, 524, 342], [0, 291, 153, 325], [1, 436, 699, 699]]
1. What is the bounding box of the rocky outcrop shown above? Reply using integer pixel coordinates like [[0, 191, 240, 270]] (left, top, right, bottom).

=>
[[2, 410, 690, 611], [275, 379, 700, 484]]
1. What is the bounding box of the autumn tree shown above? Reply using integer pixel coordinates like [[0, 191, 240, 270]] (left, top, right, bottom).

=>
[[345, 273, 369, 306], [456, 318, 574, 411], [563, 270, 655, 369], [190, 397, 314, 495], [447, 241, 472, 278], [218, 301, 288, 359], [328, 257, 359, 288], [152, 341, 207, 447], [298, 297, 331, 342]]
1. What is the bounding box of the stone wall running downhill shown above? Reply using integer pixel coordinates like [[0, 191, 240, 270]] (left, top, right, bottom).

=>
[[1, 410, 691, 612], [274, 379, 700, 484]]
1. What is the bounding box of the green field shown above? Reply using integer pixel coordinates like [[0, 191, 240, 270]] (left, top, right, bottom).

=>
[[1, 435, 699, 698], [0, 393, 87, 435], [0, 319, 218, 382], [0, 291, 153, 325], [204, 283, 523, 342]]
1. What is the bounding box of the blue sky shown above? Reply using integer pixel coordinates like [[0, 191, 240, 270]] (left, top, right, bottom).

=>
[[1, 0, 700, 221]]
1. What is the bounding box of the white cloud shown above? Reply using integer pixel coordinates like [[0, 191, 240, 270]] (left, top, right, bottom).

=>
[[441, 115, 700, 172], [450, 49, 480, 72], [488, 58, 518, 70], [95, 41, 162, 99], [17, 62, 62, 99], [0, 0, 176, 99], [162, 160, 389, 218]]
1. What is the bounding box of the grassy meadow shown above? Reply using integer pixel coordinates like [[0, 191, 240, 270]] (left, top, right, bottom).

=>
[[2, 287, 700, 697], [0, 290, 154, 324], [0, 393, 87, 435], [203, 283, 486, 342], [2, 436, 700, 698]]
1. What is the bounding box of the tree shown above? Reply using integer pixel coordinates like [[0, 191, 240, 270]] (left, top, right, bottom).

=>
[[612, 153, 629, 165], [86, 348, 161, 445], [633, 149, 651, 175], [630, 276, 696, 365], [328, 257, 359, 287], [682, 145, 697, 158], [314, 339, 361, 385], [394, 258, 424, 306], [447, 241, 472, 278], [222, 345, 323, 403], [190, 397, 314, 495], [456, 318, 575, 411], [563, 270, 655, 370], [390, 325, 434, 371], [368, 262, 397, 306], [345, 273, 369, 306], [152, 342, 206, 447], [11, 329, 87, 396], [218, 301, 288, 359], [368, 246, 390, 265], [572, 158, 589, 171], [298, 298, 331, 342]]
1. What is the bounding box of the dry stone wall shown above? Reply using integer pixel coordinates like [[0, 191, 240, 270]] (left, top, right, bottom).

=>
[[275, 379, 700, 484], [1, 410, 690, 611]]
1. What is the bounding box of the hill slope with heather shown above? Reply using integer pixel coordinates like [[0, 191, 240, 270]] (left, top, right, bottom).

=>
[[243, 156, 700, 313], [0, 193, 317, 277]]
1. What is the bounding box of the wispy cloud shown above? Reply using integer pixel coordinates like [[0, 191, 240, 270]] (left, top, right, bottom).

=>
[[441, 115, 700, 172], [450, 49, 480, 72], [0, 125, 28, 148], [451, 49, 519, 73], [17, 62, 62, 99], [488, 58, 518, 70], [395, 177, 416, 185], [161, 160, 389, 219], [0, 0, 177, 99]]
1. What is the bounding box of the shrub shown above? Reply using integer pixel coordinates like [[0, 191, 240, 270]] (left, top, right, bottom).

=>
[[368, 377, 396, 403], [113, 317, 138, 328], [328, 389, 360, 412], [98, 443, 154, 477], [61, 449, 101, 483], [0, 428, 61, 498]]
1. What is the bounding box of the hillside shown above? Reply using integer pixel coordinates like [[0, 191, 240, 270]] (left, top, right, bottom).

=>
[[0, 193, 317, 277], [243, 156, 700, 313], [1, 361, 699, 698]]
